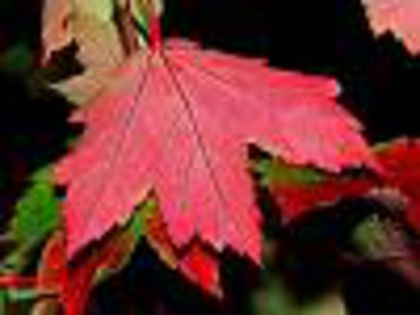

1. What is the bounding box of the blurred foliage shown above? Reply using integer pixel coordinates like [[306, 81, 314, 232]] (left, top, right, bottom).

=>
[[0, 43, 33, 73]]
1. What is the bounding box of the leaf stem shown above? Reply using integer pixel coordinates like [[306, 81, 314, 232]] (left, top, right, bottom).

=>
[[149, 15, 162, 50]]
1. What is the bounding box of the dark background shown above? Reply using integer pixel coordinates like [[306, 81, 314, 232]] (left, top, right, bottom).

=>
[[1, 0, 420, 314]]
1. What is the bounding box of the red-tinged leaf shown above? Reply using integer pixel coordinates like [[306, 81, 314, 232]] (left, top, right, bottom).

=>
[[36, 214, 141, 315], [272, 138, 420, 228], [145, 206, 221, 296], [56, 36, 377, 265], [361, 0, 420, 54], [179, 243, 222, 298], [36, 232, 66, 298], [145, 204, 178, 269], [275, 176, 375, 222], [270, 160, 379, 223], [0, 275, 36, 289], [37, 234, 103, 315], [375, 139, 420, 229]]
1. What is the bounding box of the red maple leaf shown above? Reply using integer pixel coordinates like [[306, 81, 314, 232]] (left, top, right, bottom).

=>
[[55, 12, 377, 264], [274, 175, 375, 222], [36, 232, 94, 315], [362, 0, 420, 54], [273, 138, 420, 230], [36, 223, 140, 315]]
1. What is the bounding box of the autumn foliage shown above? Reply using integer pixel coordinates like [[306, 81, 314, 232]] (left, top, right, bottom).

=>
[[2, 0, 420, 314]]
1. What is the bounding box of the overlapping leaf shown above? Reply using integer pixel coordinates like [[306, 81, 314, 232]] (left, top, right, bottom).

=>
[[143, 200, 221, 295], [361, 0, 420, 54], [41, 0, 152, 104], [42, 0, 125, 67], [271, 138, 420, 230], [262, 158, 375, 222], [35, 208, 143, 315]]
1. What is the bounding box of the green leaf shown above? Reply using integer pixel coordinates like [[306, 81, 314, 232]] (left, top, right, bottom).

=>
[[6, 289, 38, 302], [131, 0, 148, 30], [11, 168, 59, 246], [253, 279, 296, 315], [0, 290, 6, 315], [254, 158, 324, 187], [0, 44, 33, 73], [130, 0, 164, 26], [352, 214, 407, 260], [253, 274, 347, 315], [127, 0, 153, 48], [1, 167, 59, 272], [300, 293, 347, 315]]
